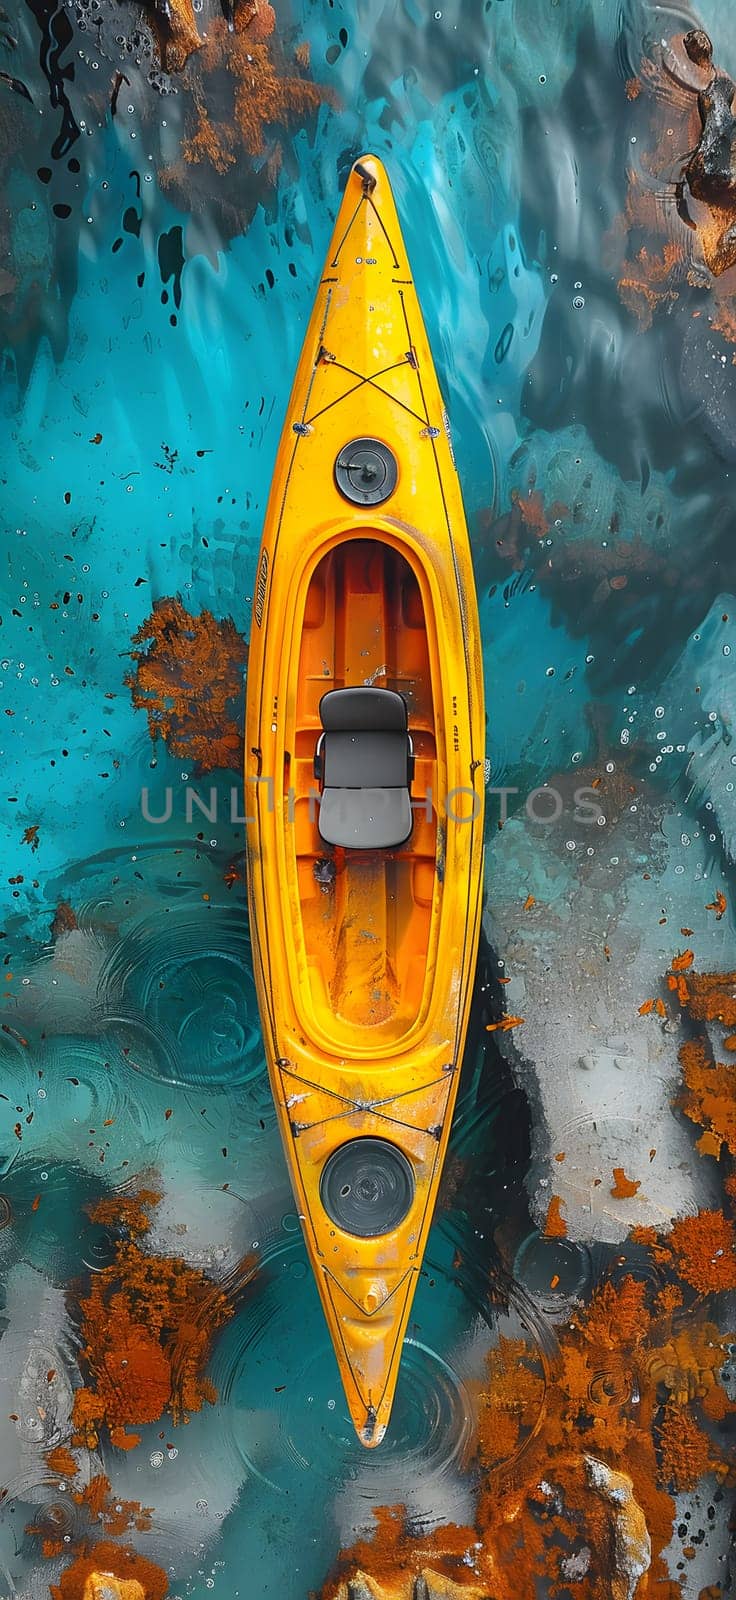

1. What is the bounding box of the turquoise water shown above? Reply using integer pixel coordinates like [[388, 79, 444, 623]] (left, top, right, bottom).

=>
[[1, 1, 735, 1596]]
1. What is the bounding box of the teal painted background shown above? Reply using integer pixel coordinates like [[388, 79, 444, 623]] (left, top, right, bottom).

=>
[[1, 2, 735, 1597]]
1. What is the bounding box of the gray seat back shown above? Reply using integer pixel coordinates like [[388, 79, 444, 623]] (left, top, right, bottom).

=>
[[316, 687, 413, 849]]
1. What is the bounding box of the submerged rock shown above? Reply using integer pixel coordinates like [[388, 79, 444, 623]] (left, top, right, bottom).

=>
[[584, 1458, 651, 1600]]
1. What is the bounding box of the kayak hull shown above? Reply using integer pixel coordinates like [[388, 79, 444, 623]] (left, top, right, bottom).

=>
[[245, 155, 485, 1445]]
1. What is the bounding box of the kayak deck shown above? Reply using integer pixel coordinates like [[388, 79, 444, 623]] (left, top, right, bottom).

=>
[[294, 539, 437, 1044], [245, 154, 485, 1446]]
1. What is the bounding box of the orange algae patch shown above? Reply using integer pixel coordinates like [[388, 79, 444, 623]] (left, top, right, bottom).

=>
[[657, 1403, 713, 1490], [125, 597, 247, 774], [618, 241, 682, 330], [161, 4, 339, 185], [51, 901, 79, 938], [49, 1542, 167, 1600], [510, 487, 549, 538], [668, 1211, 736, 1294], [610, 27, 736, 349], [46, 1445, 78, 1478], [70, 1189, 238, 1450], [320, 1233, 736, 1600], [679, 1040, 736, 1157], [73, 1476, 152, 1537], [634, 1210, 736, 1294], [543, 1194, 567, 1237], [611, 1167, 641, 1198], [485, 1015, 524, 1033], [147, 0, 202, 72], [671, 948, 694, 972], [679, 970, 736, 1028]]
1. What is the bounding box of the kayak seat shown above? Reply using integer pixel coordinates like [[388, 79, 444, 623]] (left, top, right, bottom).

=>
[[314, 687, 414, 850]]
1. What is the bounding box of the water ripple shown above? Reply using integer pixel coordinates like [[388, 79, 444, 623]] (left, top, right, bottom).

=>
[[95, 905, 265, 1091], [207, 1226, 557, 1532]]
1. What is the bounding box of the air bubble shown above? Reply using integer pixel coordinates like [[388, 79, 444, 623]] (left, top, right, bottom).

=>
[[655, 706, 665, 718], [572, 295, 585, 310]]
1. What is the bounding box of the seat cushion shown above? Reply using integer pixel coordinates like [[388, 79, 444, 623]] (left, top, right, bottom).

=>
[[319, 686, 408, 732], [318, 786, 413, 849], [322, 728, 410, 789]]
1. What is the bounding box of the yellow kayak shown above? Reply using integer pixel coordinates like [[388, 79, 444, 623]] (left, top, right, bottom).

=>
[[245, 154, 485, 1446]]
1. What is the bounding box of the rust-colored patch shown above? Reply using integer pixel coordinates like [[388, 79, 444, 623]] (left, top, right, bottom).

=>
[[611, 26, 736, 339], [22, 823, 40, 851], [125, 597, 247, 774], [657, 1403, 713, 1490], [671, 948, 694, 973], [618, 240, 682, 331], [668, 1210, 736, 1294], [320, 1243, 735, 1600], [510, 487, 549, 539], [543, 1194, 567, 1237], [46, 1445, 78, 1478], [49, 1542, 168, 1600], [154, 3, 339, 206], [145, 0, 202, 73], [679, 1039, 736, 1158], [633, 1210, 736, 1294], [73, 1475, 152, 1537], [611, 1167, 641, 1199], [485, 1015, 524, 1033], [680, 970, 736, 1027], [51, 900, 79, 938], [69, 1188, 242, 1451], [30, 1473, 152, 1556]]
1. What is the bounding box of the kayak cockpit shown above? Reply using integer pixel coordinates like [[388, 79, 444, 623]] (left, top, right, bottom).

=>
[[292, 537, 439, 1043]]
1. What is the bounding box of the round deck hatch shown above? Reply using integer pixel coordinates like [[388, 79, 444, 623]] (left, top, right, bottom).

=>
[[334, 438, 398, 505], [320, 1137, 415, 1237]]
